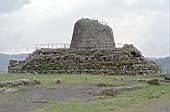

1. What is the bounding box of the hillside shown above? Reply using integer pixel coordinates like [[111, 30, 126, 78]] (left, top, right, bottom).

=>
[[0, 53, 28, 71], [153, 56, 170, 71]]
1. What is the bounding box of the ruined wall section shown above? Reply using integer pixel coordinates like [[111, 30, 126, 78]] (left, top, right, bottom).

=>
[[70, 18, 115, 50], [8, 60, 26, 73], [8, 44, 161, 75]]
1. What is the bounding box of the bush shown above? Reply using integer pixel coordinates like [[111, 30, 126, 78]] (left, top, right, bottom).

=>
[[148, 79, 160, 85], [97, 82, 109, 87]]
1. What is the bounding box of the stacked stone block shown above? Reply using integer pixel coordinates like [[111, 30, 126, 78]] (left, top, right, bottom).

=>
[[70, 18, 115, 50], [8, 44, 161, 75]]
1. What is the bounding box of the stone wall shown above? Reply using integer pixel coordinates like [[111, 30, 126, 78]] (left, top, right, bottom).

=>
[[8, 60, 26, 73], [70, 18, 115, 50], [8, 44, 161, 75]]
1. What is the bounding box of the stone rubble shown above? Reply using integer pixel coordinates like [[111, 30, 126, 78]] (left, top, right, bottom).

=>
[[8, 44, 161, 75], [165, 74, 170, 80], [0, 88, 18, 93], [0, 79, 41, 88]]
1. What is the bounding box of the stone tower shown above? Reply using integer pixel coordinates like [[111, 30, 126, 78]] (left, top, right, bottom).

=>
[[70, 18, 115, 50]]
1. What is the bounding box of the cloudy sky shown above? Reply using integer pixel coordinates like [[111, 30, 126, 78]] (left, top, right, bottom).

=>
[[0, 0, 169, 57]]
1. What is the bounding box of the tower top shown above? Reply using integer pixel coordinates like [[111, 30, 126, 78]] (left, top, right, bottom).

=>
[[70, 18, 115, 50]]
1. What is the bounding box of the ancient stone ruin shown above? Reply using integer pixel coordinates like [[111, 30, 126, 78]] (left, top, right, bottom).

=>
[[70, 18, 115, 50], [8, 18, 161, 75]]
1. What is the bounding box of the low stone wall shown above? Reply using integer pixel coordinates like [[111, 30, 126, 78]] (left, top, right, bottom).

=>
[[0, 79, 41, 87]]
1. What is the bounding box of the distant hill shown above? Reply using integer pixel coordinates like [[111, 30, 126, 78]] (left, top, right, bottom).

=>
[[147, 56, 170, 71], [0, 53, 28, 71]]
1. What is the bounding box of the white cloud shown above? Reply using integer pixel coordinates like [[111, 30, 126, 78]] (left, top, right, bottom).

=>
[[0, 0, 169, 57], [0, 0, 31, 13]]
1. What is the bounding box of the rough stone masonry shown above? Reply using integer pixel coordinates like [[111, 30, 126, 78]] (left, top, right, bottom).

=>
[[8, 18, 161, 75], [70, 18, 115, 50]]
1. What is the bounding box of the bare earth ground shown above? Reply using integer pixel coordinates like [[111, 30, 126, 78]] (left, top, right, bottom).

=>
[[0, 80, 139, 112], [0, 80, 169, 112], [0, 82, 108, 112]]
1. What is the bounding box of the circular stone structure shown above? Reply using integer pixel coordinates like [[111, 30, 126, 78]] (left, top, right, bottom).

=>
[[70, 18, 115, 50]]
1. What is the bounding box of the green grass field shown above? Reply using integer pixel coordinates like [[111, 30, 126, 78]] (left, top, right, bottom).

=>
[[0, 73, 165, 84], [0, 73, 169, 112]]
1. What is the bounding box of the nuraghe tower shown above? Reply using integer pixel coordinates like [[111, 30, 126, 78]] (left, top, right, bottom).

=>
[[70, 18, 115, 50], [8, 18, 161, 75]]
